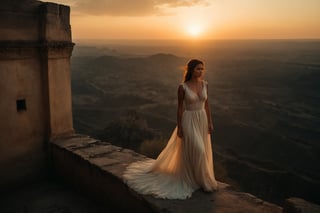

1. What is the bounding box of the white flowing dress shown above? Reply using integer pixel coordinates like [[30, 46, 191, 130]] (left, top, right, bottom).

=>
[[123, 80, 218, 199]]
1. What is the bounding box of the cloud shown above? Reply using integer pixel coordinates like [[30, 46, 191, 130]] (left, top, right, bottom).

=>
[[69, 0, 210, 16]]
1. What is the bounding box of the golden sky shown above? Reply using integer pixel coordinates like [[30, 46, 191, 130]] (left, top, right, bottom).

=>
[[50, 0, 320, 39]]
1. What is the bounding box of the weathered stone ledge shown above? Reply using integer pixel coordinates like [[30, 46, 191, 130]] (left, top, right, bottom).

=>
[[50, 134, 284, 213]]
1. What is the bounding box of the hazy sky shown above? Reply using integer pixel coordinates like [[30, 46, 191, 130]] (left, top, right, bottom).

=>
[[50, 0, 320, 39]]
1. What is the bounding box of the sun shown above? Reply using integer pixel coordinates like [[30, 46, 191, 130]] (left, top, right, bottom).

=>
[[177, 6, 212, 39], [185, 24, 204, 38]]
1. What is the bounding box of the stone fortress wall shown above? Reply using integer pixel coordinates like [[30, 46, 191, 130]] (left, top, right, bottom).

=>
[[0, 0, 73, 189]]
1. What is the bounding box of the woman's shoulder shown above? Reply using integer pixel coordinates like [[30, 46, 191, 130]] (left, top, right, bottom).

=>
[[202, 80, 208, 85], [180, 82, 193, 93], [179, 82, 186, 90], [178, 83, 186, 96]]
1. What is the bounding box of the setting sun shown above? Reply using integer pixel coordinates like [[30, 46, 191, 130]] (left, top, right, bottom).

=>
[[186, 24, 203, 37]]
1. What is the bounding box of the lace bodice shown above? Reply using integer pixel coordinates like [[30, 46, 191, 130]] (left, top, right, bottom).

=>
[[182, 80, 207, 111]]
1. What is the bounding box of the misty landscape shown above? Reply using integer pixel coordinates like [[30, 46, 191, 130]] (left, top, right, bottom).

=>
[[70, 39, 320, 206]]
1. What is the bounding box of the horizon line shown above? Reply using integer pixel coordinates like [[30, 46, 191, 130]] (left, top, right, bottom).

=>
[[73, 38, 320, 41]]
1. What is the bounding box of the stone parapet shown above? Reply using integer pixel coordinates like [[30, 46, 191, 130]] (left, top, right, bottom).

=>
[[50, 134, 283, 213]]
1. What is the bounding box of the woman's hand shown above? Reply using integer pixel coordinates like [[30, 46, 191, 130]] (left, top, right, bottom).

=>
[[208, 123, 214, 134], [177, 128, 183, 138]]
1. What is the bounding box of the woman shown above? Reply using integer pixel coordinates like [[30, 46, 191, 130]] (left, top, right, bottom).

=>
[[123, 59, 218, 199]]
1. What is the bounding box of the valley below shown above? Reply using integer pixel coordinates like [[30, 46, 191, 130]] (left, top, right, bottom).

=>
[[71, 40, 320, 206]]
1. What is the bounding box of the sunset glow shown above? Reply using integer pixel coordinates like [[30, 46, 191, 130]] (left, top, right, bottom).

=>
[[49, 0, 320, 40], [185, 24, 204, 37]]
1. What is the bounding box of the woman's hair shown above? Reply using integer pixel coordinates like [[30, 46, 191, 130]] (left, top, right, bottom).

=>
[[184, 59, 204, 82]]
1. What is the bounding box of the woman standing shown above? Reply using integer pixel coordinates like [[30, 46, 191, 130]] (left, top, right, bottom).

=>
[[123, 59, 218, 199]]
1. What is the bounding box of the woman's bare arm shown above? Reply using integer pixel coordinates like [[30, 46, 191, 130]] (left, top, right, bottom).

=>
[[204, 83, 214, 134], [177, 85, 185, 137]]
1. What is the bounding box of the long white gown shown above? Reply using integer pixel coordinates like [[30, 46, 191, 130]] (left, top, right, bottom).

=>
[[123, 80, 218, 199]]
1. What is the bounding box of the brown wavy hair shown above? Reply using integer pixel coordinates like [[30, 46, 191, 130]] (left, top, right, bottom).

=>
[[184, 59, 204, 82]]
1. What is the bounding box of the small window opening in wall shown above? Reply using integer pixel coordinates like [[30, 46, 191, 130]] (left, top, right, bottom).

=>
[[16, 99, 27, 112]]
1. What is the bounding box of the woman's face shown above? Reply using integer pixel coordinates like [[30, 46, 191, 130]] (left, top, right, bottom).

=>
[[192, 63, 204, 78]]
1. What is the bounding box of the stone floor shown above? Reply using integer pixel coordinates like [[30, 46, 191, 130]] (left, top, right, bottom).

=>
[[0, 179, 113, 213]]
